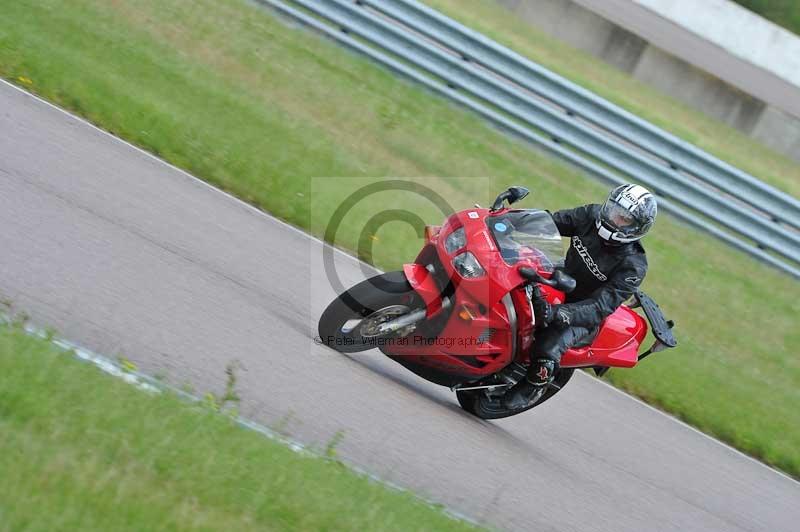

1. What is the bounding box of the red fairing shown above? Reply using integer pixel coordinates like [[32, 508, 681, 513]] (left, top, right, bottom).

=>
[[388, 206, 650, 380], [386, 210, 526, 379], [403, 263, 442, 317], [560, 306, 647, 368], [384, 293, 516, 379]]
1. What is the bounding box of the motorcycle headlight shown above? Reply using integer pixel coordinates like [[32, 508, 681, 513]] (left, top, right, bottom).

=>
[[452, 252, 485, 278], [445, 228, 466, 254]]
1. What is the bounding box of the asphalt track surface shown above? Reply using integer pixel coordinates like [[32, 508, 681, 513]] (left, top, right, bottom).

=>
[[1, 81, 798, 531]]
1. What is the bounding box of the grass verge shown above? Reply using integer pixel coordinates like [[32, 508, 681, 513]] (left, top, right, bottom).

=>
[[0, 321, 480, 531], [0, 0, 798, 477]]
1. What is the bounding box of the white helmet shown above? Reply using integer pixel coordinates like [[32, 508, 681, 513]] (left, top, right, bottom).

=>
[[596, 184, 657, 243]]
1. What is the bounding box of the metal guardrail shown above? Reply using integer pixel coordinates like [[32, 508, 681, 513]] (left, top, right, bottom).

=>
[[260, 0, 800, 279]]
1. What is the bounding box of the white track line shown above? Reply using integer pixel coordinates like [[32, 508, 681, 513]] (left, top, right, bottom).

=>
[[1, 314, 477, 526], [574, 371, 798, 484], [2, 77, 796, 485]]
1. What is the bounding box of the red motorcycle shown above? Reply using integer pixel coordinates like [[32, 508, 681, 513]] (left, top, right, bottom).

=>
[[318, 187, 676, 418]]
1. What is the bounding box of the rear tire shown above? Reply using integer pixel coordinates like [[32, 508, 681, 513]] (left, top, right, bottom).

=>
[[318, 271, 422, 353], [457, 368, 574, 419]]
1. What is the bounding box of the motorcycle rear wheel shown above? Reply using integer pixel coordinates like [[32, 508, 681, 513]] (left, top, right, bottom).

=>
[[456, 368, 574, 419], [318, 271, 423, 353]]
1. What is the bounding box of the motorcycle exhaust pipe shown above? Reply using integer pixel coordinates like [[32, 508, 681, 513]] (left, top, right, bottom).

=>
[[451, 383, 511, 392]]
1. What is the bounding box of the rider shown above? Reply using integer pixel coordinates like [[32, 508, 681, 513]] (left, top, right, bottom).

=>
[[503, 184, 657, 409]]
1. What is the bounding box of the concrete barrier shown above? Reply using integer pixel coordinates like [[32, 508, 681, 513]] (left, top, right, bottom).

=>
[[496, 0, 800, 162], [633, 0, 800, 88]]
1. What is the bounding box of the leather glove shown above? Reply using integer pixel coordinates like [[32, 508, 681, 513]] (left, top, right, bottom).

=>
[[531, 285, 571, 329], [548, 304, 572, 329], [532, 295, 553, 326], [535, 302, 571, 329]]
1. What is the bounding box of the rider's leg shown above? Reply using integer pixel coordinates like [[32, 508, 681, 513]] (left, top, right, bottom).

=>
[[503, 325, 595, 409]]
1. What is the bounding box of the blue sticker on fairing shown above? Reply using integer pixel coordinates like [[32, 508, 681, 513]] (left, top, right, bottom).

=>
[[495, 222, 507, 232]]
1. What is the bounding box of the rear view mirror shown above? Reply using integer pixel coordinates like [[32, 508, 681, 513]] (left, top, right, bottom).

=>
[[507, 186, 529, 204], [490, 186, 530, 211]]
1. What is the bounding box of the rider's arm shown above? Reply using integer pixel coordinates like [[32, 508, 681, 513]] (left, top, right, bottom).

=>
[[551, 205, 597, 237], [557, 255, 648, 327]]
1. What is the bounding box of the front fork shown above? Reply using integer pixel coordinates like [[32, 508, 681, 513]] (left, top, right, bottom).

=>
[[367, 263, 453, 336]]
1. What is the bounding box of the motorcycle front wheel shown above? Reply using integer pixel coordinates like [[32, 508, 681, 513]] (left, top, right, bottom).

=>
[[317, 271, 423, 353]]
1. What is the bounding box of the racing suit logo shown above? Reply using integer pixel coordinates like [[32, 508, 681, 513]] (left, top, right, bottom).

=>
[[571, 236, 607, 281]]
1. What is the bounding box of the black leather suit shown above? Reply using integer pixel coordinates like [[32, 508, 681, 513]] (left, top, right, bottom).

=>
[[532, 204, 649, 364]]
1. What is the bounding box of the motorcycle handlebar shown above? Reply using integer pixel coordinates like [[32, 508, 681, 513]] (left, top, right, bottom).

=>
[[518, 267, 549, 285], [518, 267, 576, 294]]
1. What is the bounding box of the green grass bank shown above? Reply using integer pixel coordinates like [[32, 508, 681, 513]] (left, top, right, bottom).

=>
[[0, 322, 480, 531], [0, 0, 798, 477]]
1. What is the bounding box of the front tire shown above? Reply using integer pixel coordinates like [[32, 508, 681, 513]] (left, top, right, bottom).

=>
[[318, 271, 423, 353]]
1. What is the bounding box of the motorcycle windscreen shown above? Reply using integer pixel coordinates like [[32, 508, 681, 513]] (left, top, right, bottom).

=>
[[485, 210, 563, 271]]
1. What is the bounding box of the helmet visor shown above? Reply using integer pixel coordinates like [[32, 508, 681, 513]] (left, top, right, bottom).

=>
[[601, 202, 639, 235]]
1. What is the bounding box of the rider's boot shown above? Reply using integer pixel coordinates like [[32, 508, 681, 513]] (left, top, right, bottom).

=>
[[502, 359, 555, 409]]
